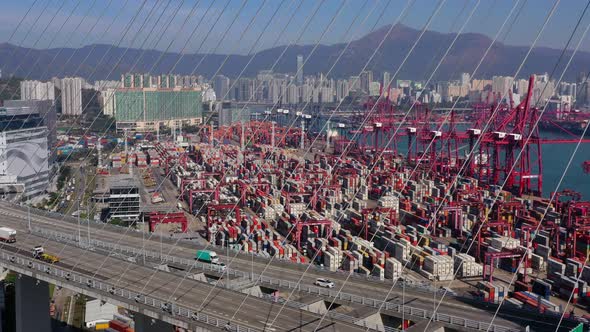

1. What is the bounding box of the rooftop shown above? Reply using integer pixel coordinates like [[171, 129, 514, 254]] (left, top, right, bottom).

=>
[[84, 299, 117, 325], [108, 174, 138, 189]]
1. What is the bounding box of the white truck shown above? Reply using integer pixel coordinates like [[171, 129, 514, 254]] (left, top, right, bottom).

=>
[[0, 227, 16, 243]]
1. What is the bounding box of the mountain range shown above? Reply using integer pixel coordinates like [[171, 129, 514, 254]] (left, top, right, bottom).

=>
[[0, 24, 588, 82]]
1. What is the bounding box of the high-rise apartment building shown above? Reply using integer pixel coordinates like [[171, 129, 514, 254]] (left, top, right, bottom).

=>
[[269, 80, 282, 104], [102, 89, 116, 117], [121, 73, 182, 89], [20, 80, 55, 101], [514, 79, 529, 96], [559, 82, 576, 102], [382, 72, 391, 88], [300, 84, 312, 103], [61, 77, 84, 116], [360, 71, 373, 93], [213, 75, 230, 101], [287, 84, 299, 104], [336, 79, 349, 101], [492, 76, 513, 97], [532, 80, 555, 106], [348, 76, 360, 91], [460, 73, 471, 86], [236, 78, 255, 102], [319, 86, 333, 103], [471, 79, 492, 91], [296, 55, 304, 85], [369, 82, 381, 96], [577, 72, 589, 105]]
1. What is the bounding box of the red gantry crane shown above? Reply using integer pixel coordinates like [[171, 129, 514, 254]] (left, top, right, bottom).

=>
[[463, 76, 590, 195]]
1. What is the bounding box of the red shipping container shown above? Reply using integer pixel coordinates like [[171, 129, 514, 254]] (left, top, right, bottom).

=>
[[109, 320, 130, 332]]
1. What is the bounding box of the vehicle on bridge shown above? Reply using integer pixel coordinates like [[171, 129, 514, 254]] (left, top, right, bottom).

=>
[[211, 261, 227, 272], [0, 227, 16, 243], [314, 278, 335, 288], [195, 250, 219, 264], [32, 246, 60, 263]]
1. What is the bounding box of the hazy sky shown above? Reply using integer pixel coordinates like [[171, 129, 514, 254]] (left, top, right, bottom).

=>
[[1, 0, 589, 55]]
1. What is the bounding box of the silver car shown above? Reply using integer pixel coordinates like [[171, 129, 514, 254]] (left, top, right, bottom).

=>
[[212, 261, 227, 272], [314, 278, 335, 288]]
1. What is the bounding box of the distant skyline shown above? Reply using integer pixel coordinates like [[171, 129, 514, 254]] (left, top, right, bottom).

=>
[[1, 0, 589, 55]]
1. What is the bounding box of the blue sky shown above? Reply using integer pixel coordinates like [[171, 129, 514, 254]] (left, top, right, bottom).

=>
[[0, 0, 589, 54]]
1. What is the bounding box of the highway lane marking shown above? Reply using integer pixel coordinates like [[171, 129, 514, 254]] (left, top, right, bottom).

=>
[[258, 321, 277, 331], [0, 210, 517, 326], [1, 228, 342, 330]]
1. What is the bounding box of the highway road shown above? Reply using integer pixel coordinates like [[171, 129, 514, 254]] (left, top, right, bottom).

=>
[[0, 202, 527, 330], [0, 223, 366, 332]]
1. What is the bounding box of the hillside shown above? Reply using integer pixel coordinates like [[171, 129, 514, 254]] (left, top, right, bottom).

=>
[[0, 24, 588, 82]]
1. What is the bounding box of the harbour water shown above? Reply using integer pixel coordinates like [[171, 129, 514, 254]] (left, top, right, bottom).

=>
[[251, 110, 590, 199], [540, 131, 590, 199]]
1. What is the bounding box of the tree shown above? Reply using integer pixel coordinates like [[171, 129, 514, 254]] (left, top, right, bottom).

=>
[[57, 166, 72, 190], [109, 217, 126, 227], [0, 77, 23, 100]]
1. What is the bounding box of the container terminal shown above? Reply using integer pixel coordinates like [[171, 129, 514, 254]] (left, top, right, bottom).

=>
[[66, 75, 590, 324]]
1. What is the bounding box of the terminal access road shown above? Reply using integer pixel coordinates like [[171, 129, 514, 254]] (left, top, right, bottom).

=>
[[0, 202, 526, 330], [0, 221, 367, 332]]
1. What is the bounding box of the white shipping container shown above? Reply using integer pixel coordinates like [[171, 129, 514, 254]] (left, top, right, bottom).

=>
[[423, 255, 454, 281], [385, 257, 402, 280], [323, 251, 337, 272]]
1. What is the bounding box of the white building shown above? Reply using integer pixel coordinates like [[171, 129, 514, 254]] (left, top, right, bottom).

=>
[[0, 103, 53, 200], [0, 127, 49, 200], [20, 80, 55, 101], [61, 77, 84, 116], [383, 72, 391, 88], [94, 80, 120, 90], [101, 88, 116, 116], [369, 82, 381, 96], [320, 86, 333, 103], [296, 55, 304, 85], [492, 76, 513, 97], [84, 299, 118, 329], [213, 75, 230, 101], [515, 79, 529, 95], [532, 77, 556, 107], [287, 84, 298, 104], [202, 88, 217, 102], [460, 72, 471, 86]]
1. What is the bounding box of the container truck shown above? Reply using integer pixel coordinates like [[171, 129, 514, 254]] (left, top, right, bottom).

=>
[[195, 250, 219, 264], [32, 246, 60, 263], [0, 227, 16, 243]]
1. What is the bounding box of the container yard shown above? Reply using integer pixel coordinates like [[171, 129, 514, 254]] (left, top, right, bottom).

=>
[[93, 127, 590, 316], [81, 76, 590, 323]]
